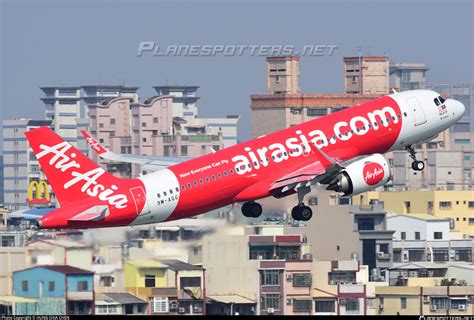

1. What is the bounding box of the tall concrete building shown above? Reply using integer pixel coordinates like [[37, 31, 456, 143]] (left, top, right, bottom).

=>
[[40, 85, 140, 155], [343, 56, 389, 94], [154, 86, 240, 147], [266, 56, 300, 94], [40, 86, 83, 144], [0, 155, 4, 206], [389, 63, 429, 91], [153, 85, 199, 118], [3, 119, 52, 210], [88, 93, 227, 177], [426, 82, 473, 132], [251, 56, 381, 138], [389, 129, 474, 191]]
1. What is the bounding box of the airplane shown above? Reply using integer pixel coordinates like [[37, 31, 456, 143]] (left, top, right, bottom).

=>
[[26, 89, 465, 229]]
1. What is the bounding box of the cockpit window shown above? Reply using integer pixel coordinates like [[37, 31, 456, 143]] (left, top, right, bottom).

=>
[[434, 98, 440, 106], [439, 95, 446, 104]]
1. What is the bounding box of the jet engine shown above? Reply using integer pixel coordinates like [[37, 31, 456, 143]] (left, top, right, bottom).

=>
[[326, 154, 391, 196]]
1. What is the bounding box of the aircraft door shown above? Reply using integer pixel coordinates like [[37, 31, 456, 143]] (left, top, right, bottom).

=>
[[130, 186, 151, 215], [406, 97, 427, 126]]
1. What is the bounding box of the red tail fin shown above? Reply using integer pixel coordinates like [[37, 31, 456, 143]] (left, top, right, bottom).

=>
[[25, 127, 127, 207]]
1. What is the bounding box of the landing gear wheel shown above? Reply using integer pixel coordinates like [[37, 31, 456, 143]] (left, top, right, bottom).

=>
[[411, 160, 425, 171], [406, 145, 425, 171], [242, 201, 262, 218], [291, 205, 313, 221]]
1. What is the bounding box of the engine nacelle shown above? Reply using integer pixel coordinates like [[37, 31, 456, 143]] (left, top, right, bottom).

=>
[[327, 154, 391, 196]]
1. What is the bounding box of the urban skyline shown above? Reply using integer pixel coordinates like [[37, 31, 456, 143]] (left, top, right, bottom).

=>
[[1, 0, 472, 143]]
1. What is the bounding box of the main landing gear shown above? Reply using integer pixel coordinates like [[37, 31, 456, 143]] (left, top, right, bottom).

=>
[[291, 185, 313, 221], [242, 201, 263, 218], [406, 145, 425, 171]]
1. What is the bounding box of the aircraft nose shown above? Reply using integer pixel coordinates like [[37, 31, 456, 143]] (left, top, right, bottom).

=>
[[451, 99, 466, 120]]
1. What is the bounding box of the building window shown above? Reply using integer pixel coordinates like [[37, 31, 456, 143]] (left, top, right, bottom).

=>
[[408, 250, 424, 262], [181, 145, 188, 156], [439, 201, 452, 210], [345, 298, 359, 313], [77, 281, 88, 292], [21, 280, 28, 291], [307, 108, 328, 116], [468, 201, 474, 209], [329, 272, 355, 285], [290, 108, 302, 115], [153, 117, 158, 123], [379, 243, 389, 254], [315, 300, 335, 313], [275, 246, 299, 260], [145, 274, 155, 287], [400, 297, 407, 309], [293, 300, 312, 312], [48, 281, 55, 291], [431, 297, 449, 310], [99, 123, 104, 128], [163, 146, 170, 157], [110, 119, 115, 125], [401, 232, 406, 240], [261, 270, 280, 285], [433, 249, 449, 262], [142, 122, 146, 128], [262, 294, 280, 310], [180, 277, 201, 288], [100, 276, 113, 287], [415, 232, 420, 240], [357, 217, 375, 231], [454, 139, 470, 144], [151, 297, 169, 313], [434, 232, 443, 240], [292, 273, 312, 287]]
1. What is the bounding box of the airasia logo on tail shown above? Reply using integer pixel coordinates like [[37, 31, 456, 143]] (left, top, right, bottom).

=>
[[363, 162, 384, 185], [36, 141, 128, 209]]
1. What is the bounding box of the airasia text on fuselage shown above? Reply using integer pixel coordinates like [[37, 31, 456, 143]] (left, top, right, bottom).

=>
[[232, 106, 399, 174]]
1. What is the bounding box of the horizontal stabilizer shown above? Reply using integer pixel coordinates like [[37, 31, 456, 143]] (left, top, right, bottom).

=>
[[68, 205, 110, 222]]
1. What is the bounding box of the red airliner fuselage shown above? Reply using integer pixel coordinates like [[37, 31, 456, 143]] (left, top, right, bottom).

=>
[[26, 90, 465, 229]]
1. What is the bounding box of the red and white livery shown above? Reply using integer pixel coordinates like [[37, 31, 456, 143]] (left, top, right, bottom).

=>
[[26, 90, 465, 229]]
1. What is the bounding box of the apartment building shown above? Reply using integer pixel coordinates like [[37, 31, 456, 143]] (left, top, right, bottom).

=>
[[343, 56, 389, 94], [389, 63, 429, 91], [123, 259, 205, 315], [353, 190, 474, 238], [250, 56, 382, 138], [26, 239, 93, 270], [376, 285, 474, 315], [13, 265, 94, 315], [2, 119, 52, 210]]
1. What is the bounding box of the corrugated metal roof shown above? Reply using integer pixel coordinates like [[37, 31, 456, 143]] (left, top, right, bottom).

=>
[[207, 295, 256, 304], [99, 292, 147, 304], [159, 259, 202, 271], [387, 213, 449, 222], [15, 265, 93, 275], [0, 296, 38, 304]]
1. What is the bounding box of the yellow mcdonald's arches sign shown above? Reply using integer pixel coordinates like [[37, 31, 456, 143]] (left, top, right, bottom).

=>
[[27, 180, 51, 203]]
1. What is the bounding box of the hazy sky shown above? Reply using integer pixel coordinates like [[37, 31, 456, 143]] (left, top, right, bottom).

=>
[[1, 0, 472, 145]]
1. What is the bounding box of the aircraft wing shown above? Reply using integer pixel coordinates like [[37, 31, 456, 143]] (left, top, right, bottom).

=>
[[81, 130, 192, 169], [269, 143, 344, 193], [234, 143, 346, 202]]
